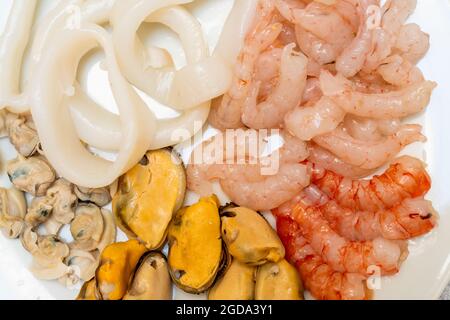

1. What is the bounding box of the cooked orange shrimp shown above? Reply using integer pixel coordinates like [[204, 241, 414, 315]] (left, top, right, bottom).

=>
[[292, 203, 408, 275], [311, 155, 431, 212], [377, 54, 424, 87], [276, 214, 370, 300], [285, 96, 345, 141], [320, 198, 437, 241], [308, 144, 375, 178], [241, 43, 308, 129], [394, 23, 430, 65], [336, 0, 379, 77], [320, 70, 437, 119], [313, 124, 425, 169], [187, 131, 311, 211], [209, 0, 281, 129]]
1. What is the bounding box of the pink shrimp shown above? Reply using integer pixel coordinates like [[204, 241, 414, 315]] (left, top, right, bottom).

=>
[[311, 155, 431, 212], [320, 198, 437, 241], [307, 144, 375, 179], [208, 0, 281, 129], [320, 70, 437, 119], [278, 1, 355, 53], [343, 115, 402, 142], [394, 23, 430, 65], [313, 124, 425, 169], [335, 0, 379, 77], [186, 131, 311, 211], [363, 0, 419, 71], [377, 54, 424, 87], [241, 43, 308, 129], [285, 96, 345, 141], [381, 0, 417, 37], [292, 202, 408, 275], [276, 213, 370, 300], [302, 77, 323, 104], [295, 25, 339, 64]]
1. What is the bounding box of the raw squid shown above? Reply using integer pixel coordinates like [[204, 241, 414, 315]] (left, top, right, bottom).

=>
[[311, 156, 431, 212], [30, 24, 155, 188], [0, 0, 37, 113]]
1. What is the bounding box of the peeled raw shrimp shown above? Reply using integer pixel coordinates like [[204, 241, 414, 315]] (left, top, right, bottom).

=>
[[335, 0, 379, 77], [241, 44, 308, 129], [343, 115, 402, 142], [363, 0, 419, 71], [377, 54, 424, 87], [209, 0, 280, 129], [381, 0, 417, 37], [292, 202, 408, 275], [332, 0, 360, 32], [320, 70, 437, 119], [313, 124, 425, 169], [302, 77, 323, 104], [311, 155, 431, 212], [320, 198, 437, 241], [278, 1, 354, 54], [187, 132, 311, 211], [394, 23, 430, 65], [220, 162, 310, 211], [308, 144, 375, 178], [276, 214, 370, 300], [285, 96, 345, 141], [295, 25, 339, 65]]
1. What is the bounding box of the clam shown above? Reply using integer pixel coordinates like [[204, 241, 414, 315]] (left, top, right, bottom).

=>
[[123, 252, 172, 300], [29, 234, 71, 280], [70, 203, 104, 251], [25, 197, 53, 227], [7, 155, 55, 196], [74, 186, 111, 207], [208, 259, 256, 300], [255, 259, 304, 300], [5, 112, 39, 157], [96, 208, 117, 253], [59, 250, 99, 287], [220, 205, 285, 265], [0, 186, 27, 238], [167, 195, 225, 293], [45, 179, 78, 230], [113, 149, 186, 250]]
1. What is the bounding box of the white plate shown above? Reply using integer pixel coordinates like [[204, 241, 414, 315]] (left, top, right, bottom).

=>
[[0, 0, 449, 300]]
